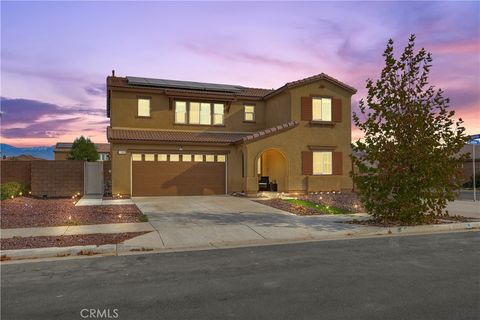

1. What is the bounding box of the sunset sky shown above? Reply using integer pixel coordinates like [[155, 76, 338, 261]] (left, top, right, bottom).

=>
[[1, 1, 479, 147]]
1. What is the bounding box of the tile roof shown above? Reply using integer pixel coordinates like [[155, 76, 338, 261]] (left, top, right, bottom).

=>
[[107, 127, 249, 144], [55, 142, 110, 153], [240, 121, 299, 144], [108, 73, 355, 99], [264, 73, 357, 98], [236, 87, 274, 98], [107, 121, 299, 145]]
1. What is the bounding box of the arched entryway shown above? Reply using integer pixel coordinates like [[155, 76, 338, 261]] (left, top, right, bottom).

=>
[[256, 148, 288, 192]]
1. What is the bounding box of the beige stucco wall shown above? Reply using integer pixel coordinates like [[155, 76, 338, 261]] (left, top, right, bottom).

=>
[[54, 152, 68, 160], [110, 90, 266, 133], [242, 79, 354, 194], [265, 91, 291, 127]]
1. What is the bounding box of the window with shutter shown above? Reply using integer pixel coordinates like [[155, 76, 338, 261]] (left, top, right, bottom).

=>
[[312, 98, 332, 122]]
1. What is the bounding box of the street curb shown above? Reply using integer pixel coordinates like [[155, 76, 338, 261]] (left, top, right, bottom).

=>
[[1, 222, 478, 262], [1, 244, 117, 261], [355, 221, 479, 236]]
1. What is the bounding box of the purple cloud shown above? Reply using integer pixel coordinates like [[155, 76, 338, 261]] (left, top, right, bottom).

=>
[[1, 117, 81, 139], [85, 83, 106, 97]]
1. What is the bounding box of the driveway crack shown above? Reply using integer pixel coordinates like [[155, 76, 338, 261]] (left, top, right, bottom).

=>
[[241, 223, 266, 239], [148, 221, 165, 247]]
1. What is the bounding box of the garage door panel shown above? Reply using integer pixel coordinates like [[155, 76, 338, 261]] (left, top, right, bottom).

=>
[[132, 161, 225, 196]]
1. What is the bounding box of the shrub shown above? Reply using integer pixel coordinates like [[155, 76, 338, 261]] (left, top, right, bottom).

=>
[[351, 35, 468, 223], [0, 182, 26, 200]]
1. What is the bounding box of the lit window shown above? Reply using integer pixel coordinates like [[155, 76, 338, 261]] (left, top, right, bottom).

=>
[[189, 102, 200, 124], [312, 98, 332, 121], [158, 154, 167, 161], [205, 155, 215, 162], [213, 104, 224, 125], [132, 154, 142, 161], [217, 155, 226, 162], [182, 154, 192, 162], [244, 105, 255, 121], [138, 98, 151, 117], [144, 154, 155, 161], [313, 151, 332, 175], [194, 154, 203, 162], [175, 101, 187, 124], [200, 103, 211, 125], [169, 154, 179, 162]]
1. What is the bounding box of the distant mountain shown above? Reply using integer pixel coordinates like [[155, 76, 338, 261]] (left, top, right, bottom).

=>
[[0, 144, 54, 160]]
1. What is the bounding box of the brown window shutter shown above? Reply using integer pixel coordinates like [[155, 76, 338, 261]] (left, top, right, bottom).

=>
[[332, 152, 343, 175], [301, 97, 312, 121], [302, 151, 313, 175], [332, 98, 342, 122]]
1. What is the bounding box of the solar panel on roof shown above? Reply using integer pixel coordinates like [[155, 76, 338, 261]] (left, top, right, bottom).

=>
[[126, 76, 245, 93]]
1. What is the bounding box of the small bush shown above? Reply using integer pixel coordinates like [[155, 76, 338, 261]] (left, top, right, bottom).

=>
[[0, 182, 26, 200], [139, 213, 149, 222]]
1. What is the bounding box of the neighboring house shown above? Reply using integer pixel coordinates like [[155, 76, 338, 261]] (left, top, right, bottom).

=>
[[460, 143, 479, 184], [54, 142, 111, 161], [106, 72, 357, 196]]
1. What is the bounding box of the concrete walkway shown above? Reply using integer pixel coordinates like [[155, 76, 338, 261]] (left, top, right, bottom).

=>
[[75, 194, 134, 206], [1, 223, 154, 239]]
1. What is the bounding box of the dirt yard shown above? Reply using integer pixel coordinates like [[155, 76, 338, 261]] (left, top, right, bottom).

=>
[[0, 197, 146, 229]]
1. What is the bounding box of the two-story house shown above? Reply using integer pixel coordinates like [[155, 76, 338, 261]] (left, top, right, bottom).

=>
[[106, 72, 356, 196]]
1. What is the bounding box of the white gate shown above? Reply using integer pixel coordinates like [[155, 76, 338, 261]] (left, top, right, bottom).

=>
[[84, 162, 104, 195]]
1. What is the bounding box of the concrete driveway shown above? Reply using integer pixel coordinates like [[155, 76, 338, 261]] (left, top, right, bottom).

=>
[[127, 195, 370, 250]]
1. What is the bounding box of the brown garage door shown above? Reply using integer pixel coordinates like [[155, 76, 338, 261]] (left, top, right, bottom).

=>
[[132, 153, 226, 196]]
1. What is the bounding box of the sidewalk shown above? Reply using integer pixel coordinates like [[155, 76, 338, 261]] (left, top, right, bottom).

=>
[[1, 222, 154, 239], [1, 219, 478, 262], [75, 195, 134, 206]]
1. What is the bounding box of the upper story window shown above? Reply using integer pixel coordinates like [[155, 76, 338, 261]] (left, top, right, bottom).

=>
[[175, 101, 187, 124], [213, 104, 224, 125], [313, 151, 332, 175], [175, 101, 224, 126], [137, 98, 151, 117], [200, 103, 211, 125], [312, 97, 332, 121], [244, 105, 255, 122]]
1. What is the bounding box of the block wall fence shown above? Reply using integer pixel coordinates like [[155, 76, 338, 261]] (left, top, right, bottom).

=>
[[1, 160, 111, 198]]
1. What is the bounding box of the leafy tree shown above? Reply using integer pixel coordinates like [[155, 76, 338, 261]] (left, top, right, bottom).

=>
[[351, 35, 468, 223], [67, 136, 99, 162]]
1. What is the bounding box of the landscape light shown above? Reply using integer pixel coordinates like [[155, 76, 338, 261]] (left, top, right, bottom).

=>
[[19, 192, 23, 196]]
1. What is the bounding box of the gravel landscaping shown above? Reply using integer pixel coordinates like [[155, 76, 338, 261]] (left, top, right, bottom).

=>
[[345, 215, 475, 227], [0, 197, 147, 229], [255, 192, 364, 216], [300, 192, 364, 213], [0, 232, 149, 250]]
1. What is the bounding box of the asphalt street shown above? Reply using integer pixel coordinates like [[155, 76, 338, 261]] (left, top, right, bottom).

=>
[[1, 232, 479, 320]]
